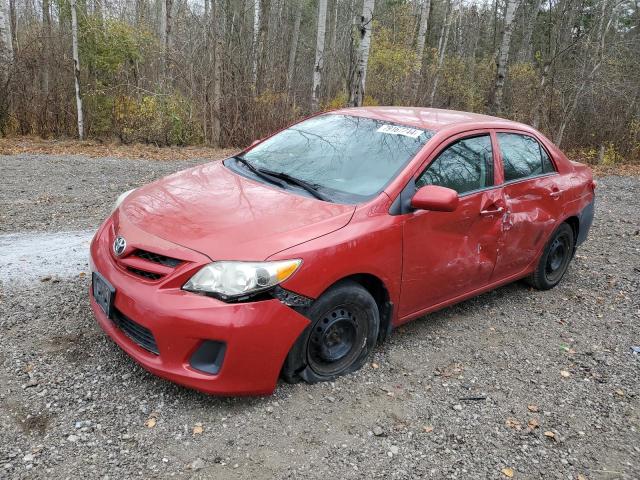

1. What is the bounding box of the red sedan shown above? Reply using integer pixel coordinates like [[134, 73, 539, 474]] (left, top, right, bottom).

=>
[[89, 107, 595, 395]]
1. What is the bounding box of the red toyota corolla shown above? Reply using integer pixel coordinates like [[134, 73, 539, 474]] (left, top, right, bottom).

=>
[[89, 107, 595, 395]]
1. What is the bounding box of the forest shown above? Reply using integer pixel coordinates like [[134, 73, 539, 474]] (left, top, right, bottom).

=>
[[0, 0, 638, 163]]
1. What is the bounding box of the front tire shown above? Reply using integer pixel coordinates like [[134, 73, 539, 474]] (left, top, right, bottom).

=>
[[282, 281, 379, 383], [527, 222, 575, 290]]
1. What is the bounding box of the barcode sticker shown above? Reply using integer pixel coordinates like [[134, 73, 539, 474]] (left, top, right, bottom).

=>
[[377, 124, 424, 138]]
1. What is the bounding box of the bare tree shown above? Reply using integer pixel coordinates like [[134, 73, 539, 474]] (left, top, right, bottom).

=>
[[0, 0, 12, 63], [164, 0, 173, 79], [517, 0, 542, 62], [0, 0, 637, 160], [70, 0, 84, 140], [349, 0, 375, 107], [413, 0, 432, 101], [312, 0, 328, 110], [488, 0, 521, 114], [208, 0, 223, 147], [252, 0, 261, 89], [287, 2, 303, 96], [41, 0, 51, 96], [429, 0, 453, 106]]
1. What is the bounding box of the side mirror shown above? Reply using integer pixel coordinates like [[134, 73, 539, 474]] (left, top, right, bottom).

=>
[[410, 185, 459, 212]]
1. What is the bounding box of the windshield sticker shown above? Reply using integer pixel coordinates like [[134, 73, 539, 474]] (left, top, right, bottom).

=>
[[376, 124, 424, 139]]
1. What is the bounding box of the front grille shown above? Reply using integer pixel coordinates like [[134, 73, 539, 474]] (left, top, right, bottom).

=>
[[127, 267, 163, 281], [133, 249, 182, 268], [112, 308, 159, 355]]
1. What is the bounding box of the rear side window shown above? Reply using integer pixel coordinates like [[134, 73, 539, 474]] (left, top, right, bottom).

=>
[[416, 135, 493, 195], [497, 133, 556, 182]]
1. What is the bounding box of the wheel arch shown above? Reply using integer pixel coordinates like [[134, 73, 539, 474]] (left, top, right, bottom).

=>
[[564, 215, 579, 241], [562, 215, 579, 255]]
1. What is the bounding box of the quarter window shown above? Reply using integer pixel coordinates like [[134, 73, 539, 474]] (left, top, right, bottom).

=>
[[497, 133, 555, 182], [416, 135, 494, 195]]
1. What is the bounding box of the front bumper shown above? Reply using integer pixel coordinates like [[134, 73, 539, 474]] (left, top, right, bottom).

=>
[[89, 216, 310, 396]]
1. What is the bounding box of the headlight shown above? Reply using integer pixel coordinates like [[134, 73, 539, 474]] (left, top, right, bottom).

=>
[[183, 259, 302, 299], [112, 189, 135, 212]]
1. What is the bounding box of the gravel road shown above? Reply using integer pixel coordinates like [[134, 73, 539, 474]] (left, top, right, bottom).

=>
[[1, 154, 639, 479]]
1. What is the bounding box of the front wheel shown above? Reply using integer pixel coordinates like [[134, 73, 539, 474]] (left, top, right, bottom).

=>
[[527, 222, 575, 290], [282, 281, 379, 383]]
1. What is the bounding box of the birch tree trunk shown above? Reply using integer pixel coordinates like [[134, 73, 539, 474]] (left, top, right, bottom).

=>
[[311, 0, 328, 111], [348, 0, 375, 107], [286, 2, 302, 97], [251, 0, 260, 89], [488, 0, 521, 115], [70, 0, 84, 140], [413, 0, 431, 101], [429, 0, 452, 106], [8, 0, 15, 53], [0, 0, 13, 63]]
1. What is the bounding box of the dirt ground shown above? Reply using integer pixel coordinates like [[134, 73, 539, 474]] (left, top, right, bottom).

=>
[[0, 153, 638, 479]]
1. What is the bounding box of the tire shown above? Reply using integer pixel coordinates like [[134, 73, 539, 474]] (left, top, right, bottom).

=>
[[282, 280, 379, 384], [527, 222, 575, 290]]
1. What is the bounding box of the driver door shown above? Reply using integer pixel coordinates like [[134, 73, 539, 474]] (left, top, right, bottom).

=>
[[399, 132, 505, 318]]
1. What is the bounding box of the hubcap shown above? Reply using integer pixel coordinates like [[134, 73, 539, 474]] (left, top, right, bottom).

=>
[[307, 306, 366, 376]]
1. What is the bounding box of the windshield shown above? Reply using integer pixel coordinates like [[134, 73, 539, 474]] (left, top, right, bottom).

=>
[[233, 114, 434, 203]]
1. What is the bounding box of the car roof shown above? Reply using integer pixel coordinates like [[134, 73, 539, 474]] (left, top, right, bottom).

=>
[[331, 106, 527, 133]]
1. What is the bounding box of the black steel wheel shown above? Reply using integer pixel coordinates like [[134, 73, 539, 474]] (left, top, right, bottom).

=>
[[307, 305, 367, 377], [527, 222, 575, 290], [282, 280, 379, 383]]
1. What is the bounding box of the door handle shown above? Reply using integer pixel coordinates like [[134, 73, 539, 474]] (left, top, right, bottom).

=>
[[550, 190, 561, 199], [480, 206, 504, 216]]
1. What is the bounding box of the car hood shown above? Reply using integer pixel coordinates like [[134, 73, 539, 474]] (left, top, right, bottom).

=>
[[118, 161, 356, 260]]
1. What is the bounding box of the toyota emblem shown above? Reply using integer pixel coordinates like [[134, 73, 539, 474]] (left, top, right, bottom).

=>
[[113, 236, 127, 256]]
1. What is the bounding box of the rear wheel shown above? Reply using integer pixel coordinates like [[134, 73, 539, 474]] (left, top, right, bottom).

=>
[[282, 281, 379, 383], [527, 222, 575, 290]]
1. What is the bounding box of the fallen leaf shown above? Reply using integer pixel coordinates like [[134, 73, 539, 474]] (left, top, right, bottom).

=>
[[577, 474, 588, 480], [193, 423, 204, 435], [144, 417, 157, 428], [505, 418, 521, 430], [614, 389, 624, 397], [501, 467, 514, 478], [544, 431, 556, 440], [423, 425, 434, 433], [371, 363, 379, 369], [560, 370, 571, 378], [527, 404, 539, 413], [527, 418, 540, 430]]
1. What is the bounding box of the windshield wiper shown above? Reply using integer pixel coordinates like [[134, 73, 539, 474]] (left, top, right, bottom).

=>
[[233, 156, 287, 189], [258, 168, 333, 202]]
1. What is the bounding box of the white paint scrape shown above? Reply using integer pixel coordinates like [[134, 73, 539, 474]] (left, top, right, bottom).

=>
[[0, 230, 95, 284]]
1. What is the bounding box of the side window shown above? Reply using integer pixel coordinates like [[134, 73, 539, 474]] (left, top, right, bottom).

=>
[[498, 132, 555, 181], [539, 145, 556, 173], [416, 135, 493, 195]]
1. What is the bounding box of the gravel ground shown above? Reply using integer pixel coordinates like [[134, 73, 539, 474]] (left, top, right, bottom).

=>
[[1, 154, 639, 479]]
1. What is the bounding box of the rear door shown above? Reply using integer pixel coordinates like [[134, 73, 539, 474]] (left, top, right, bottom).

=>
[[490, 131, 567, 281], [399, 131, 505, 317]]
